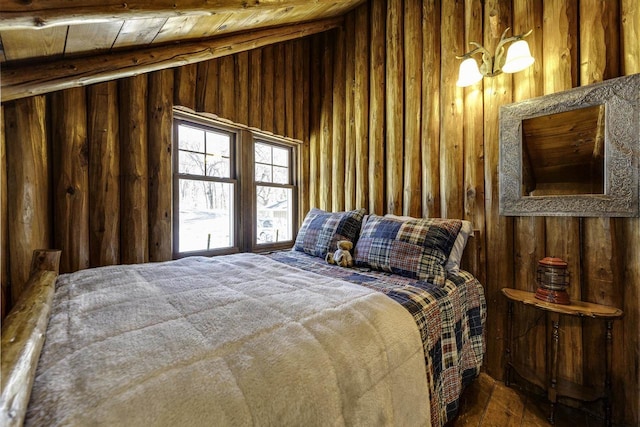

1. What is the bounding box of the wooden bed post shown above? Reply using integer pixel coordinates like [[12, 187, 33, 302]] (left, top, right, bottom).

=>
[[1, 249, 61, 427]]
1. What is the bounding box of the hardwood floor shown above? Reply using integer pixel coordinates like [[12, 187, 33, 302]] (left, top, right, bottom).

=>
[[449, 373, 605, 427]]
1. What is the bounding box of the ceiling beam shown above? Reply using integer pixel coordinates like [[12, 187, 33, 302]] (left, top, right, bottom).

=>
[[1, 16, 342, 102], [0, 0, 359, 29]]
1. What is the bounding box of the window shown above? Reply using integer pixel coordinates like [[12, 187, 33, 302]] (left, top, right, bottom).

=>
[[255, 141, 295, 245], [173, 112, 298, 257]]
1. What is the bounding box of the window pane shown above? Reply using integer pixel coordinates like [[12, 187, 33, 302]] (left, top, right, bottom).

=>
[[178, 179, 234, 252], [255, 142, 272, 164], [256, 186, 293, 244], [205, 153, 230, 178], [272, 146, 289, 167], [179, 151, 205, 175], [205, 132, 231, 178], [255, 163, 272, 183], [178, 125, 205, 152], [273, 166, 289, 184]]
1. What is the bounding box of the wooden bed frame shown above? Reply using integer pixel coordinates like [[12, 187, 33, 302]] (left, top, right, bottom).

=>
[[1, 250, 61, 427]]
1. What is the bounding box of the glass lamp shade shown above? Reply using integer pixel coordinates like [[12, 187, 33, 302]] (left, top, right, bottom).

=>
[[456, 57, 483, 87], [502, 40, 535, 73]]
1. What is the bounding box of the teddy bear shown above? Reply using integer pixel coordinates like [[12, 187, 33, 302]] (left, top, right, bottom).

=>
[[325, 240, 354, 267]]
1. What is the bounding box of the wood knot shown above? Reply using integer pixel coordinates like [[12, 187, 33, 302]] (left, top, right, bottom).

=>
[[66, 186, 76, 195]]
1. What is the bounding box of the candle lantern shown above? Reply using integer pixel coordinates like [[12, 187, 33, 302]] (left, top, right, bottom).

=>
[[535, 257, 570, 305]]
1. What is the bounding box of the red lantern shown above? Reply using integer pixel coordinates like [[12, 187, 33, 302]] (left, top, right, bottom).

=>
[[535, 257, 570, 305]]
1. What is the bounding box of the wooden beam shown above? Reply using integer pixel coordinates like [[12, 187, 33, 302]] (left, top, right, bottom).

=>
[[1, 17, 343, 102], [0, 0, 359, 29], [0, 250, 60, 427]]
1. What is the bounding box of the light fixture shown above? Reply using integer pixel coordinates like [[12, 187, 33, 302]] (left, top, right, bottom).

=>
[[456, 28, 534, 87]]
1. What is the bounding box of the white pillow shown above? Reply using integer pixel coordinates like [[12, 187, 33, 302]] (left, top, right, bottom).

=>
[[384, 214, 473, 274]]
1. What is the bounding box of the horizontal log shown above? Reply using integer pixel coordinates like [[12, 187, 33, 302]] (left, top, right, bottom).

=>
[[1, 17, 343, 102], [0, 250, 60, 427], [0, 0, 360, 29]]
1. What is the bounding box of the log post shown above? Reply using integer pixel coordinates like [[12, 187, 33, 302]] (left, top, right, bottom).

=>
[[354, 3, 369, 211], [0, 250, 60, 427], [368, 0, 385, 215], [385, 0, 403, 216]]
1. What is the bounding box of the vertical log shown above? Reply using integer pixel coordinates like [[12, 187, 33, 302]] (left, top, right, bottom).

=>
[[482, 0, 514, 379], [274, 43, 286, 136], [580, 0, 622, 419], [308, 36, 322, 209], [385, 0, 404, 215], [148, 69, 174, 262], [461, 0, 485, 280], [293, 40, 309, 221], [301, 39, 311, 145], [5, 96, 50, 303], [319, 32, 334, 211], [403, 0, 422, 217], [0, 105, 8, 318], [174, 63, 197, 110], [293, 40, 306, 142], [51, 87, 90, 274], [421, 0, 441, 218], [542, 0, 582, 390], [354, 3, 370, 211], [88, 81, 120, 267], [202, 59, 220, 114], [119, 75, 149, 265], [332, 27, 346, 212], [262, 45, 275, 133], [369, 0, 386, 215], [440, 0, 464, 219], [248, 49, 262, 129], [580, 0, 619, 85], [284, 43, 295, 139], [218, 55, 236, 121], [195, 61, 209, 112], [344, 12, 356, 211], [235, 51, 249, 126], [512, 0, 545, 387], [620, 4, 639, 424]]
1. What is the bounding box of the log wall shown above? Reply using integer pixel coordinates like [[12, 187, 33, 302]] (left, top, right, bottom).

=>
[[1, 36, 311, 307], [0, 2, 638, 425], [307, 0, 638, 425]]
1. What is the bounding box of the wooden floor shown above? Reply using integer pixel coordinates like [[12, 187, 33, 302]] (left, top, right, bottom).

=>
[[449, 373, 605, 427]]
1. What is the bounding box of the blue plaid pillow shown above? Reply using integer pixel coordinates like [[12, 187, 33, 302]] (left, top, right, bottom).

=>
[[294, 208, 366, 258], [354, 215, 462, 286]]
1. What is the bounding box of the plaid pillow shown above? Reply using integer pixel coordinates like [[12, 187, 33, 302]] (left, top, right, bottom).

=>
[[294, 208, 367, 258], [354, 215, 462, 286]]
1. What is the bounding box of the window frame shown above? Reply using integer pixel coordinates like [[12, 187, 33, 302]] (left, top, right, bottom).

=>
[[251, 135, 298, 252], [172, 111, 299, 258], [172, 116, 241, 258]]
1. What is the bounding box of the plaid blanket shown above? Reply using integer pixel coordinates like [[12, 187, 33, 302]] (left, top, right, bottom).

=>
[[266, 250, 486, 427]]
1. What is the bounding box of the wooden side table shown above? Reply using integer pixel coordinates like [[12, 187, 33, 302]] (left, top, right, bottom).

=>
[[501, 288, 623, 426]]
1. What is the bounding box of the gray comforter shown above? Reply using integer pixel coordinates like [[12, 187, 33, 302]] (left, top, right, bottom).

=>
[[26, 253, 431, 426]]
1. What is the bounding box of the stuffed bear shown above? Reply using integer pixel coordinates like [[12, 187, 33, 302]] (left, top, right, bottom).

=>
[[325, 240, 354, 267]]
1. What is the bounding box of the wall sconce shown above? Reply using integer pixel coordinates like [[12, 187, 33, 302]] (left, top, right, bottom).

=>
[[456, 28, 534, 87]]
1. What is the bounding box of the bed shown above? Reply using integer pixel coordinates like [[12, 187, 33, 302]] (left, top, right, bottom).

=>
[[1, 210, 486, 427]]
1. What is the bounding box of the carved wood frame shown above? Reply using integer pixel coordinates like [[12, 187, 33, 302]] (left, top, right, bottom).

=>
[[499, 73, 640, 217]]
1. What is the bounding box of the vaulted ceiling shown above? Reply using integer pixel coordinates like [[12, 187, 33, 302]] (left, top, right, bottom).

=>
[[0, 0, 365, 101]]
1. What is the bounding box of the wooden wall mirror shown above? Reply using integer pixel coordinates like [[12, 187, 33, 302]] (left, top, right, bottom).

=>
[[499, 73, 639, 217]]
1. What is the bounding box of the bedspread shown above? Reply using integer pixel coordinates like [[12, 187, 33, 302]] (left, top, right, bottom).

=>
[[25, 253, 431, 426], [266, 250, 486, 427]]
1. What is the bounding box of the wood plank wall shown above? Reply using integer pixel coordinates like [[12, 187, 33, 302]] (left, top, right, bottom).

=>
[[309, 0, 638, 425], [0, 37, 311, 312]]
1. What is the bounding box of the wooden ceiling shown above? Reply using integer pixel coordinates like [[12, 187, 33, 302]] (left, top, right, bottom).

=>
[[0, 0, 364, 101]]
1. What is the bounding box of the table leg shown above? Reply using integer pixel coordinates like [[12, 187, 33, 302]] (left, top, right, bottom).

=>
[[605, 320, 613, 427], [506, 301, 514, 386], [548, 314, 560, 425]]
